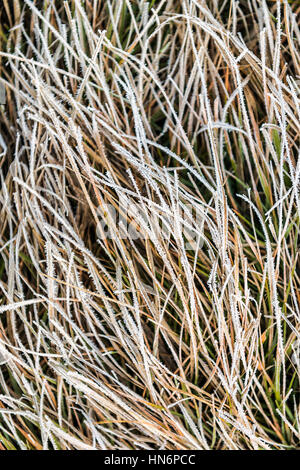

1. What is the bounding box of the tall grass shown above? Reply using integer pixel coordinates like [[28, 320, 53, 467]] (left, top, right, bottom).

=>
[[0, 0, 299, 450]]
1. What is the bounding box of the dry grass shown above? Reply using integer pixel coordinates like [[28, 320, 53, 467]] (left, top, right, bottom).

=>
[[0, 0, 299, 450]]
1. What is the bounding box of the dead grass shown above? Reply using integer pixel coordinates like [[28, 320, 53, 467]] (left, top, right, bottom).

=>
[[0, 0, 299, 450]]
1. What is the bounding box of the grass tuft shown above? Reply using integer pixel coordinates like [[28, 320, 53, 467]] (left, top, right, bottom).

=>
[[0, 0, 299, 450]]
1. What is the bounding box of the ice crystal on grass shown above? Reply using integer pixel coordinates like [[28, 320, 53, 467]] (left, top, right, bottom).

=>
[[0, 0, 299, 451]]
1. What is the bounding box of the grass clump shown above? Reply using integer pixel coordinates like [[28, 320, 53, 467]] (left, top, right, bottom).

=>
[[0, 0, 299, 450]]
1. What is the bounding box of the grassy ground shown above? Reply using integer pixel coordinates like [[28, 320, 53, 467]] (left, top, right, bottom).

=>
[[0, 0, 299, 450]]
